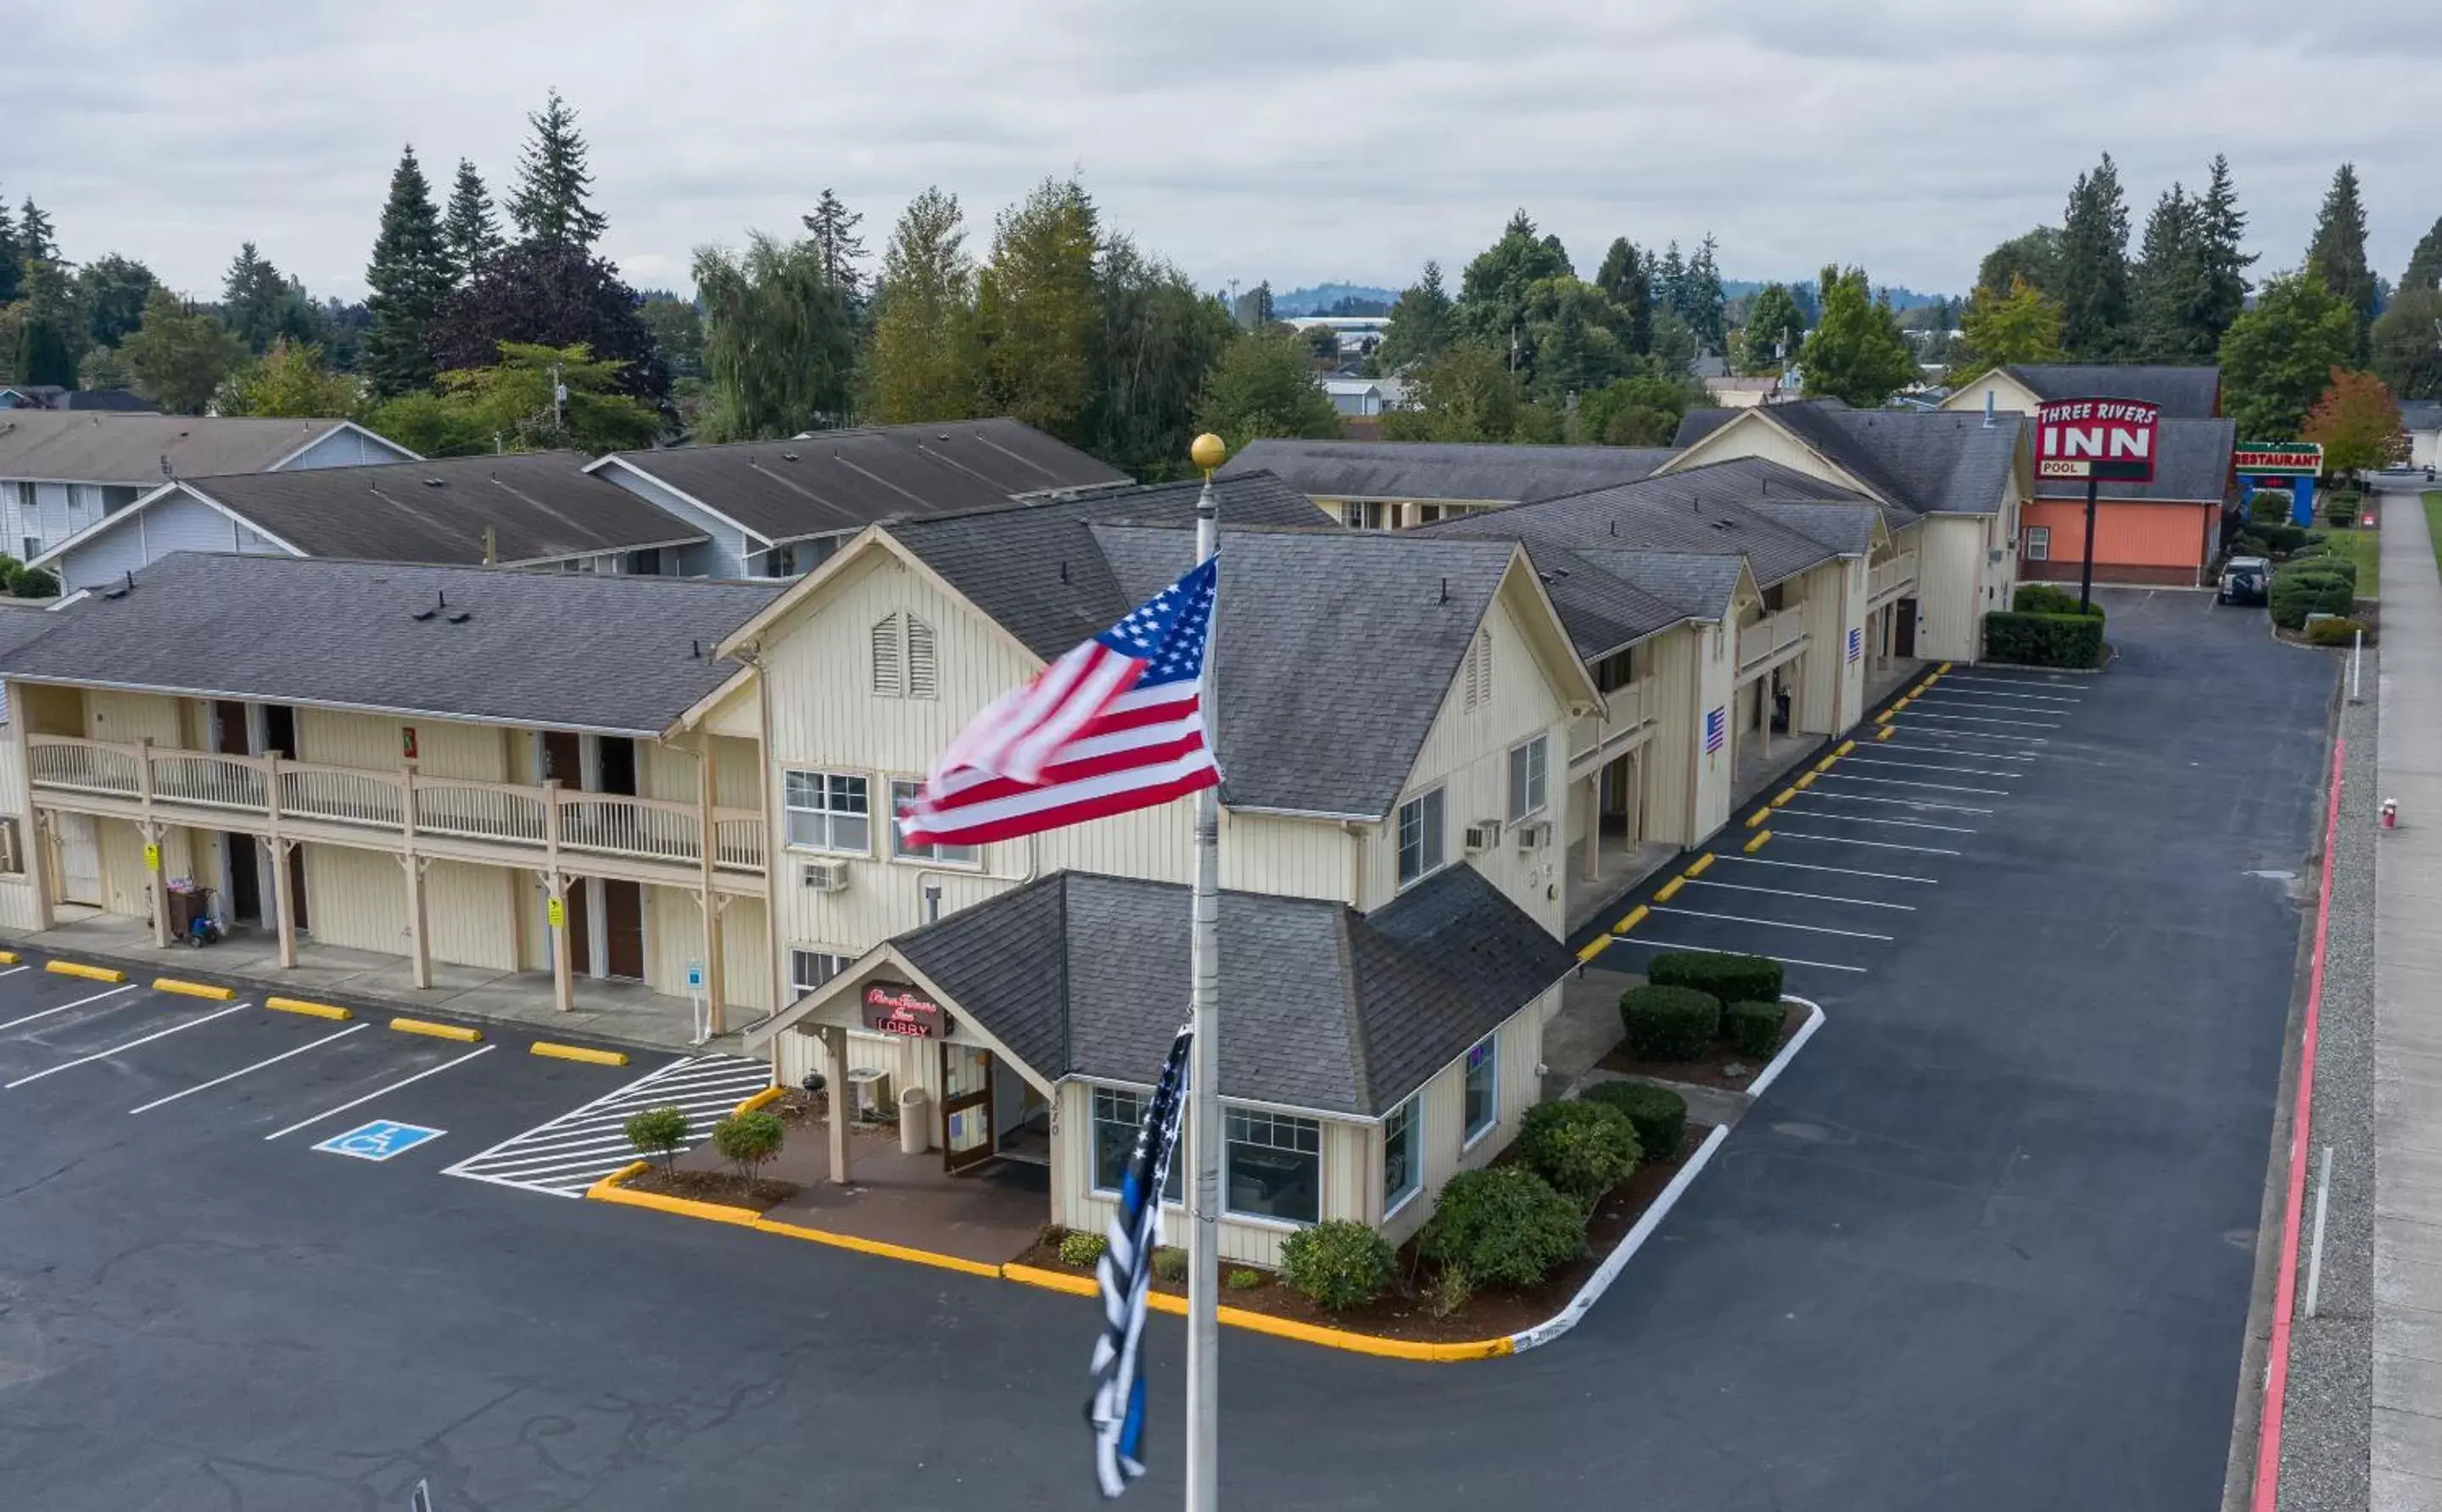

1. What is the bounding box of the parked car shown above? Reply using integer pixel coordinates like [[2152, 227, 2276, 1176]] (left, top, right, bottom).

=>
[[2218, 555, 2271, 605]]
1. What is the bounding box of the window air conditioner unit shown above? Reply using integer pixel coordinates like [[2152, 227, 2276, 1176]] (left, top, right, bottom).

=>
[[1462, 822, 1500, 853], [802, 858, 851, 892], [1514, 821, 1551, 851]]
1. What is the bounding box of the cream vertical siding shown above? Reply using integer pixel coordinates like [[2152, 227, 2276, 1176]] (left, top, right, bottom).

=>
[[300, 844, 409, 955], [1640, 624, 1705, 847], [423, 858, 518, 971], [1688, 622, 1738, 840], [1670, 412, 1864, 483], [1914, 516, 1994, 663], [84, 689, 182, 746]]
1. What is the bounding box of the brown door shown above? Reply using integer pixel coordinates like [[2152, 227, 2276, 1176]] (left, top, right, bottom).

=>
[[287, 845, 309, 932], [1893, 598, 1918, 659], [541, 731, 582, 785], [597, 737, 637, 796], [940, 1043, 997, 1174], [566, 880, 591, 976], [601, 879, 645, 979], [214, 701, 249, 756]]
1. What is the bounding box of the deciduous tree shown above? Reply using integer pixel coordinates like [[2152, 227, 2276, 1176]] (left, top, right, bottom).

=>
[[427, 241, 669, 407], [1193, 330, 1339, 452], [362, 147, 452, 397], [866, 187, 978, 423], [2219, 271, 2359, 440], [1952, 276, 2065, 376], [506, 89, 608, 250], [974, 176, 1101, 444], [1976, 227, 2063, 303], [118, 288, 246, 414], [433, 341, 657, 454], [1456, 211, 1571, 354], [223, 338, 360, 417], [1089, 237, 1237, 479], [691, 231, 858, 439], [1382, 340, 1530, 443], [2301, 368, 2406, 475], [74, 254, 156, 349], [2371, 286, 2442, 401], [1798, 265, 1918, 407], [1736, 282, 1805, 374]]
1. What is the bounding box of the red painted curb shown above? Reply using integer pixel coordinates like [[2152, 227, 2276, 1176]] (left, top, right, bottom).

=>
[[2252, 734, 2344, 1511]]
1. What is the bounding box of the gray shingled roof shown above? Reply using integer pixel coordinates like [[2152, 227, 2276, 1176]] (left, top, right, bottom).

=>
[[2031, 416, 2236, 503], [148, 453, 707, 567], [886, 866, 1571, 1116], [1221, 438, 1675, 505], [598, 418, 1131, 543], [1572, 550, 1746, 621], [2397, 399, 2442, 432], [1676, 402, 2020, 517], [2003, 364, 2221, 420], [0, 411, 402, 483], [0, 555, 780, 734], [1520, 544, 1691, 658], [1422, 460, 1852, 584]]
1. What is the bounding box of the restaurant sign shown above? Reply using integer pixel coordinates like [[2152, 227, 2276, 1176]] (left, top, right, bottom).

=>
[[2234, 442, 2322, 477], [862, 982, 945, 1038], [2035, 398, 2160, 483]]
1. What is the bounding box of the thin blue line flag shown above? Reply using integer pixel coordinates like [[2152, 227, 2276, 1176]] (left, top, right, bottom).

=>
[[1086, 1025, 1193, 1498]]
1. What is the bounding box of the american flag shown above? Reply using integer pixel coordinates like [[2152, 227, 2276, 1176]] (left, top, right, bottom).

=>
[[1847, 627, 1863, 664], [1704, 706, 1726, 755], [898, 558, 1220, 848], [1087, 1026, 1193, 1498]]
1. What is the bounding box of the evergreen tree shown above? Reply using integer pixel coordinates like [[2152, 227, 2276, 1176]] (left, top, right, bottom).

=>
[[0, 196, 20, 305], [1087, 237, 1237, 478], [1652, 242, 1687, 323], [802, 188, 868, 313], [2371, 287, 2442, 400], [1594, 237, 1651, 355], [1677, 233, 1728, 350], [2194, 155, 2255, 350], [506, 89, 608, 249], [362, 147, 453, 398], [2128, 185, 2212, 363], [219, 243, 322, 354], [18, 199, 58, 265], [2056, 153, 2130, 358], [867, 187, 978, 423], [2403, 215, 2442, 293], [974, 177, 1102, 444], [1798, 265, 1918, 407], [1456, 211, 1571, 354], [13, 259, 83, 387], [1735, 282, 1806, 373], [439, 159, 503, 286], [1378, 260, 1456, 371], [2305, 162, 2378, 360]]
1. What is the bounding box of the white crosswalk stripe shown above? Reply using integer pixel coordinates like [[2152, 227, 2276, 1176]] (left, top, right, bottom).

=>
[[442, 1052, 774, 1198]]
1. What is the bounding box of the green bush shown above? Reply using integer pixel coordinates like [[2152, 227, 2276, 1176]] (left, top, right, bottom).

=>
[[1647, 950, 1784, 1007], [2305, 617, 2370, 648], [1724, 1000, 1786, 1059], [1059, 1230, 1108, 1269], [1225, 1268, 1263, 1291], [1619, 984, 1720, 1061], [2295, 556, 2356, 586], [2269, 572, 2357, 630], [1278, 1219, 1396, 1311], [2232, 532, 2272, 556], [1151, 1246, 1188, 1283], [1420, 1167, 1587, 1290], [1581, 1081, 1688, 1165], [1982, 611, 2104, 668], [2011, 583, 2104, 620], [710, 1108, 784, 1180], [2248, 488, 2293, 523], [2258, 522, 2310, 554], [623, 1104, 690, 1174], [1515, 1101, 1641, 1202]]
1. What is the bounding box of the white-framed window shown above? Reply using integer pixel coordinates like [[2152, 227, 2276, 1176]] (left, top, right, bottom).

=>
[[1340, 500, 1386, 530], [1396, 786, 1446, 888], [887, 778, 978, 867], [1091, 1085, 1184, 1204], [784, 769, 870, 852], [789, 949, 848, 1000], [1383, 1094, 1422, 1217], [1225, 1107, 1322, 1225], [870, 611, 938, 700], [1462, 628, 1492, 710], [2024, 526, 2050, 561], [1506, 735, 1548, 823], [1461, 1033, 1498, 1147]]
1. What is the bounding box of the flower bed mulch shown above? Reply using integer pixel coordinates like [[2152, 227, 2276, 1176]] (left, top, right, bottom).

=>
[[1009, 1127, 1709, 1344], [1597, 1001, 1803, 1092], [627, 1167, 802, 1210]]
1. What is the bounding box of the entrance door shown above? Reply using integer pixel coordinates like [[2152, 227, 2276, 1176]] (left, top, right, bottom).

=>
[[601, 879, 645, 979], [565, 879, 592, 977], [224, 832, 261, 924], [940, 1043, 997, 1174], [1894, 598, 1918, 659], [55, 812, 101, 905]]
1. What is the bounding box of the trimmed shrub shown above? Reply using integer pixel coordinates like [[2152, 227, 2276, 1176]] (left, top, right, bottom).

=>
[[1421, 1167, 1587, 1289], [1424, 1263, 1473, 1319], [2248, 488, 2293, 524], [711, 1108, 784, 1181], [1278, 1220, 1396, 1310], [2269, 572, 2356, 630], [1619, 984, 1720, 1061], [1151, 1246, 1188, 1283], [1982, 611, 2104, 668], [2232, 532, 2273, 557], [1581, 1081, 1689, 1165], [2258, 522, 2309, 554], [623, 1104, 690, 1174], [1225, 1268, 1263, 1291], [1724, 1000, 1786, 1059], [1515, 1101, 1641, 1202], [1059, 1230, 1108, 1269], [2300, 556, 2357, 586], [1647, 950, 1784, 1007], [2011, 583, 2103, 620], [2305, 617, 2370, 648], [9, 567, 57, 600]]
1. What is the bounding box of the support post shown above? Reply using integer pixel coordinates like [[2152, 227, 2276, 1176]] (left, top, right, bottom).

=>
[[2077, 475, 2099, 611], [544, 778, 574, 1013], [401, 764, 430, 989], [265, 754, 295, 968], [696, 743, 726, 1035], [821, 1021, 852, 1185], [1580, 771, 1600, 883], [1185, 455, 1222, 1512], [135, 739, 170, 947]]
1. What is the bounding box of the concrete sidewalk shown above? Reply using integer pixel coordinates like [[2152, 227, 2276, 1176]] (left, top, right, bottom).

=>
[[2372, 478, 2442, 1509]]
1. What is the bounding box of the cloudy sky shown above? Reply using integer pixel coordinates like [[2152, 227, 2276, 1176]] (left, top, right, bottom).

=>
[[7, 0, 2428, 305]]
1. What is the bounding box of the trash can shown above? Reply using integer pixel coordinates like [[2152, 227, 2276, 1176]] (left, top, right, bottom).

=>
[[899, 1088, 930, 1155]]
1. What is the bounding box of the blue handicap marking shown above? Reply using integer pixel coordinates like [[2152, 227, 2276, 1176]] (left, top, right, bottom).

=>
[[314, 1119, 445, 1162]]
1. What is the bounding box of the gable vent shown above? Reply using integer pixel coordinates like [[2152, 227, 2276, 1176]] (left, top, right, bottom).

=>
[[871, 612, 904, 698], [905, 615, 938, 700], [1463, 628, 1493, 711]]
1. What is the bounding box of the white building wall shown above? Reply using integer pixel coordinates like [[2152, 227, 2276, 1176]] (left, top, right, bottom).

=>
[[282, 426, 414, 469], [54, 491, 294, 592], [1915, 516, 1998, 663]]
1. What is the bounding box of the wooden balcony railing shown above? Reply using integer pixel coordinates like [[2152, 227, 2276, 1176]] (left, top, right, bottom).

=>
[[1567, 677, 1656, 767], [26, 734, 764, 880], [1737, 605, 1808, 675], [1869, 551, 1920, 603]]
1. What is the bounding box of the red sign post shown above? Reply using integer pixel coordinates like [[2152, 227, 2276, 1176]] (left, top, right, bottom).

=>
[[2034, 397, 2161, 609]]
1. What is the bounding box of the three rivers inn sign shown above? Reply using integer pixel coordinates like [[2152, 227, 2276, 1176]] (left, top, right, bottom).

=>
[[2035, 396, 2160, 608]]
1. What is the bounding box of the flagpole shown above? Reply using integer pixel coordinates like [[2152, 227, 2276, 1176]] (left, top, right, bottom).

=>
[[1184, 432, 1226, 1512]]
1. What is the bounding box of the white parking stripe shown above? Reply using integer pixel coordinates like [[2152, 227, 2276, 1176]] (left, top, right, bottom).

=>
[[1650, 906, 1893, 941], [0, 967, 24, 979], [1819, 771, 2010, 795], [1892, 723, 2049, 743], [442, 1052, 771, 1197], [1799, 790, 1992, 815], [1897, 710, 2058, 729], [1874, 742, 2038, 762], [264, 1045, 496, 1140], [5, 1002, 253, 1088], [1602, 935, 1867, 974], [1685, 879, 1915, 910], [1914, 695, 2072, 713], [1841, 755, 2029, 778], [1937, 676, 2081, 699], [128, 1024, 367, 1113], [1776, 807, 1975, 834], [0, 983, 138, 1031], [1710, 854, 1938, 884], [1770, 829, 1962, 856]]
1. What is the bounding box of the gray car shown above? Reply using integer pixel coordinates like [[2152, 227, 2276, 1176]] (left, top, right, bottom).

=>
[[2218, 555, 2271, 605]]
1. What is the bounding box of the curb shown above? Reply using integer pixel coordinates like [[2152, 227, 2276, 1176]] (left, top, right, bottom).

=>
[[734, 1085, 785, 1117], [266, 996, 352, 1021], [389, 1016, 481, 1043], [152, 976, 236, 1001], [1511, 1125, 1731, 1353], [0, 950, 18, 965], [1745, 995, 1826, 1101], [45, 960, 124, 983], [531, 1040, 629, 1067]]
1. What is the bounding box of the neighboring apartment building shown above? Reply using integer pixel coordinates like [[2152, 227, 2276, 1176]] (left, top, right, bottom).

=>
[[1221, 438, 1676, 530], [1938, 363, 2222, 421], [1667, 400, 2029, 662], [29, 451, 712, 594], [589, 417, 1132, 579], [0, 411, 413, 563]]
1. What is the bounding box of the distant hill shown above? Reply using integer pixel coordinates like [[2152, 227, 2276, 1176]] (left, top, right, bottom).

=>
[[1723, 278, 1953, 313], [1271, 282, 1398, 317]]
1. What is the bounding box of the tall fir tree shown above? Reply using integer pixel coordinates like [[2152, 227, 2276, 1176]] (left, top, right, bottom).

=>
[[1652, 241, 1687, 324], [1677, 233, 1727, 350], [0, 194, 20, 305], [362, 146, 452, 398], [506, 89, 608, 249], [1378, 260, 1456, 371], [18, 199, 58, 265], [2056, 153, 2131, 359], [2305, 162, 2378, 360], [2128, 185, 2210, 363], [802, 188, 868, 313], [2193, 154, 2255, 350], [2403, 215, 2442, 293], [1594, 237, 1651, 355], [439, 159, 503, 287]]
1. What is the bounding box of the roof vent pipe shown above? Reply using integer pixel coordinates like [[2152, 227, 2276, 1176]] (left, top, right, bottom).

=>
[[1983, 390, 1995, 428]]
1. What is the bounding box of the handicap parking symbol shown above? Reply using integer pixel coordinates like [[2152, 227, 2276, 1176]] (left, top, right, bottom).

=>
[[313, 1119, 445, 1162]]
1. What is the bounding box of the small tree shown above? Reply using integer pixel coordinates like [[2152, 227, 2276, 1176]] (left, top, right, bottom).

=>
[[623, 1104, 689, 1176], [712, 1108, 785, 1184], [1194, 332, 1342, 453], [2302, 368, 2407, 478]]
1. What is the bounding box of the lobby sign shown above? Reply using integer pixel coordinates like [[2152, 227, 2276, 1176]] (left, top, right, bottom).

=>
[[2035, 398, 2160, 483], [862, 982, 945, 1038]]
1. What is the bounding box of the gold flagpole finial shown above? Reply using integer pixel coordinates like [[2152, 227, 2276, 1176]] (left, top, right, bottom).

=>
[[1190, 432, 1226, 479]]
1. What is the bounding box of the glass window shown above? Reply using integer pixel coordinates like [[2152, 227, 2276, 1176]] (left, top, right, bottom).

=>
[[1225, 1108, 1322, 1225], [1397, 787, 1445, 888], [1507, 736, 1548, 822], [784, 770, 869, 852], [1383, 1096, 1422, 1215], [888, 778, 979, 867], [789, 950, 847, 1000], [1092, 1086, 1182, 1203], [2025, 527, 2050, 561], [1462, 1035, 1497, 1145]]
